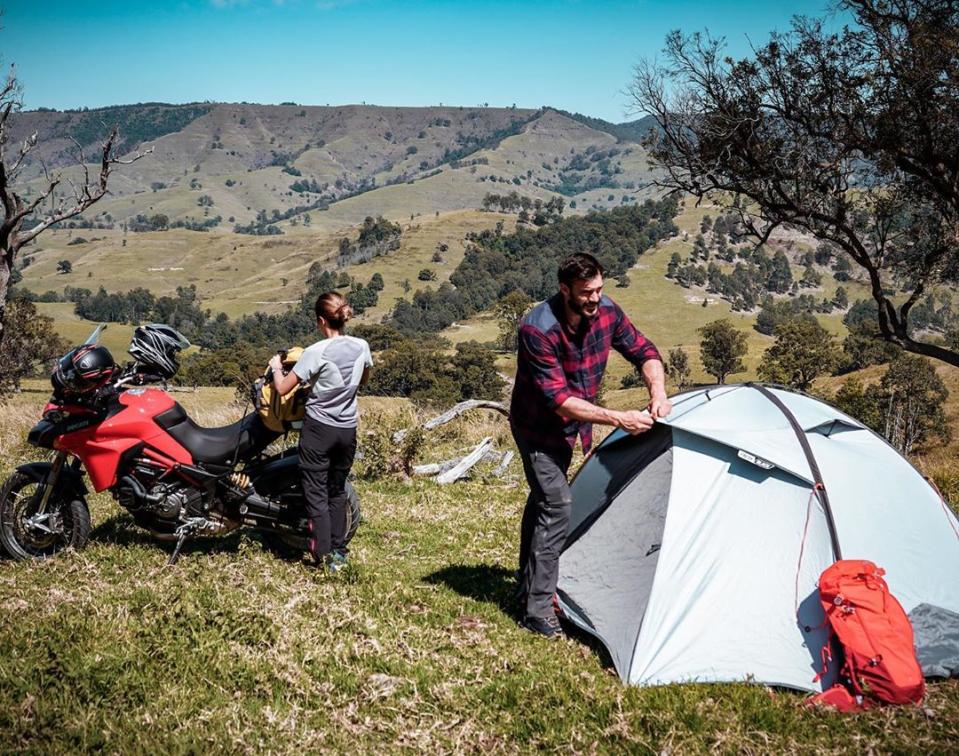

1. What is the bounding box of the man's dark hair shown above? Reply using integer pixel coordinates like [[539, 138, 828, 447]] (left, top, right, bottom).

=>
[[558, 252, 605, 287]]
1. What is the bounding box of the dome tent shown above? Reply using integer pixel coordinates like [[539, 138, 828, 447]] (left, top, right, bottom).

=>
[[556, 384, 959, 692]]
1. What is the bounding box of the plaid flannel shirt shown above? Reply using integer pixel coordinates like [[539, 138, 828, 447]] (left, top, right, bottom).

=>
[[509, 293, 662, 454]]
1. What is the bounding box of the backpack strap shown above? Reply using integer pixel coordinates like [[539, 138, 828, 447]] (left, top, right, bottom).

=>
[[813, 643, 833, 683]]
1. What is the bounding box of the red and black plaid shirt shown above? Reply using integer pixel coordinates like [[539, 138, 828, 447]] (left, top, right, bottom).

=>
[[509, 293, 662, 454]]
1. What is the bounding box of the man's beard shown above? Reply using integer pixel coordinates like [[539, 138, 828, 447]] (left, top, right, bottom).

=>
[[567, 295, 599, 319]]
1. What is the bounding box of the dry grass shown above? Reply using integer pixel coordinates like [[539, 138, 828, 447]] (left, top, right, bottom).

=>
[[2, 389, 959, 752]]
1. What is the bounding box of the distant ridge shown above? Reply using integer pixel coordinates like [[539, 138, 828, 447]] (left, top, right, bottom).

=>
[[549, 108, 660, 144], [9, 103, 663, 228]]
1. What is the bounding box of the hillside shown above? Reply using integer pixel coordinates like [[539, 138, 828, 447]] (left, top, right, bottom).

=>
[[13, 102, 956, 419], [9, 104, 662, 231], [21, 209, 513, 319], [21, 196, 898, 394], [1, 387, 957, 752]]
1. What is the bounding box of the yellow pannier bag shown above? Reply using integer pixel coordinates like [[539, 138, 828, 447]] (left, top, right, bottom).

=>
[[253, 346, 309, 433]]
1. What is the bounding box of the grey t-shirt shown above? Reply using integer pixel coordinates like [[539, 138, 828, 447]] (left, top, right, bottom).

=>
[[292, 335, 373, 428]]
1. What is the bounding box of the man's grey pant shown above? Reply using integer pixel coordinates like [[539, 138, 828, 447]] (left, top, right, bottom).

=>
[[513, 433, 574, 619]]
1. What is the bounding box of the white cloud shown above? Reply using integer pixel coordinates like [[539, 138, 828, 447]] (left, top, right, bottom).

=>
[[209, 0, 296, 7], [315, 0, 358, 9]]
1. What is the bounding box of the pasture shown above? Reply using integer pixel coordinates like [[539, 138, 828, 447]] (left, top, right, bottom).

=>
[[1, 387, 958, 752]]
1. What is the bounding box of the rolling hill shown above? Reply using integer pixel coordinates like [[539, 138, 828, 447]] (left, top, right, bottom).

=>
[[9, 103, 662, 231], [14, 99, 954, 424]]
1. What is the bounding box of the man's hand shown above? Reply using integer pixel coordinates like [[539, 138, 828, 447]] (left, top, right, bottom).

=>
[[617, 409, 655, 435], [647, 391, 672, 420], [268, 354, 283, 373]]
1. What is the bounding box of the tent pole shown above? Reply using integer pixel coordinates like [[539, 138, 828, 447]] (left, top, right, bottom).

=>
[[746, 383, 843, 561]]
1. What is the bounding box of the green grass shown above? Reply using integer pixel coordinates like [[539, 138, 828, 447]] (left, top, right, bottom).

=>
[[1, 391, 958, 752], [21, 210, 511, 341]]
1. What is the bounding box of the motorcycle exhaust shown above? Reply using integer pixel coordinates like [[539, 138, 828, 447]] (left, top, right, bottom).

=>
[[237, 491, 282, 518]]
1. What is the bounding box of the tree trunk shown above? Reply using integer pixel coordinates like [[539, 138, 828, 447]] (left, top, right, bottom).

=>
[[0, 252, 9, 350]]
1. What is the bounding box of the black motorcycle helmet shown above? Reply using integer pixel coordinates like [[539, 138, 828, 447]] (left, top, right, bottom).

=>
[[52, 344, 117, 395]]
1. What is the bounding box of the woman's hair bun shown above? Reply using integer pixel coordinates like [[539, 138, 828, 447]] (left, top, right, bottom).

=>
[[314, 292, 352, 330], [335, 302, 353, 322]]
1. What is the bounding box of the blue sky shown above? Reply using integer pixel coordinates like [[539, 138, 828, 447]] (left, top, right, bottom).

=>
[[4, 1, 848, 121]]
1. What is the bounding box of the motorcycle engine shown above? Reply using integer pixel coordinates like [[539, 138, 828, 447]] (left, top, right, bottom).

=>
[[116, 478, 205, 520]]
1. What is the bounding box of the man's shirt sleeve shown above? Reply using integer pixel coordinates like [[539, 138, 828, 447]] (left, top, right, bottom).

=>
[[519, 325, 573, 410], [611, 305, 662, 368]]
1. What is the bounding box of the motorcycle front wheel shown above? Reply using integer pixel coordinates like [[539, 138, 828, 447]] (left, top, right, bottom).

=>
[[0, 472, 91, 560]]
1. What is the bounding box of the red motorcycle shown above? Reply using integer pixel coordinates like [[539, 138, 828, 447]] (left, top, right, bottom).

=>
[[0, 324, 360, 564]]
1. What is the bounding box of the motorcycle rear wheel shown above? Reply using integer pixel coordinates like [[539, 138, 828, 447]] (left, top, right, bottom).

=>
[[0, 472, 92, 560], [261, 482, 361, 557]]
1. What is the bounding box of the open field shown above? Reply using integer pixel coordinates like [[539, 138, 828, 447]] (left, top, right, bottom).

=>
[[1, 388, 958, 752], [21, 210, 512, 324]]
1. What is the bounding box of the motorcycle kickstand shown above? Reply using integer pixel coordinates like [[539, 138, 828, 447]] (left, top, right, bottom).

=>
[[168, 527, 192, 566]]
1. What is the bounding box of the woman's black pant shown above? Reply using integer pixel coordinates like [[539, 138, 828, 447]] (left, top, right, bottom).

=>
[[298, 418, 357, 559]]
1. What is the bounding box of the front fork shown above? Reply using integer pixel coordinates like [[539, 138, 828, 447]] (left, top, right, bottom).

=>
[[28, 451, 68, 535], [37, 452, 67, 513]]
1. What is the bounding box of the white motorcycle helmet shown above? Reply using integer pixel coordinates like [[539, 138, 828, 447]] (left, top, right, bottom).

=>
[[128, 324, 191, 379]]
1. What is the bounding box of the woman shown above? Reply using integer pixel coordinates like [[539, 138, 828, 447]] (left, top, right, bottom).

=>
[[270, 291, 372, 570]]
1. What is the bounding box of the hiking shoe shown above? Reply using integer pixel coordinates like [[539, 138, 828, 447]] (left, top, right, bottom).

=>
[[514, 585, 565, 621], [522, 614, 564, 640], [323, 551, 349, 573]]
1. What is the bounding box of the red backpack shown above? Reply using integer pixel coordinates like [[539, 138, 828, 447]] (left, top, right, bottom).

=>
[[811, 560, 925, 710]]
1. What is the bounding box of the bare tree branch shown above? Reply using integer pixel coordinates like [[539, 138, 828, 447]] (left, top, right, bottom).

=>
[[630, 2, 959, 366], [15, 126, 152, 247], [0, 66, 153, 350], [392, 399, 508, 443], [5, 130, 37, 181]]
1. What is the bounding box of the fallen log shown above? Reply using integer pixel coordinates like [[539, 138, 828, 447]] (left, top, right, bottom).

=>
[[435, 437, 494, 484], [393, 399, 508, 443], [411, 447, 505, 477], [492, 450, 514, 477]]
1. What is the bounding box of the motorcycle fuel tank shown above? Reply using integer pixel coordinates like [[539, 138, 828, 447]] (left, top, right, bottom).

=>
[[55, 388, 194, 491]]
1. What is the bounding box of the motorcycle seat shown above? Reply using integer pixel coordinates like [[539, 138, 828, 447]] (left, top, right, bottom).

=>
[[156, 404, 256, 465]]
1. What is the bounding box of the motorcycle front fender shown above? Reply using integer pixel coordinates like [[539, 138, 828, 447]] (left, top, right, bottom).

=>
[[16, 462, 88, 501]]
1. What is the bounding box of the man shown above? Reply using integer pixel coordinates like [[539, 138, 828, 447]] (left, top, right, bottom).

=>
[[510, 252, 671, 639]]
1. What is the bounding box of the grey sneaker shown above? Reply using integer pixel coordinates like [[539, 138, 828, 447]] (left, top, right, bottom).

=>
[[522, 614, 564, 640]]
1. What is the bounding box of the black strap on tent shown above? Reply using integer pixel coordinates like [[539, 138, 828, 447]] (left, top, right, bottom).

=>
[[746, 383, 843, 561]]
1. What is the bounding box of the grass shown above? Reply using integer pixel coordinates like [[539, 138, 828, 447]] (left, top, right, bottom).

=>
[[1, 389, 958, 752], [22, 210, 511, 337]]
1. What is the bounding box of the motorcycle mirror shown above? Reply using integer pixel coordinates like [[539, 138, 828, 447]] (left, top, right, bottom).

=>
[[83, 323, 108, 346]]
